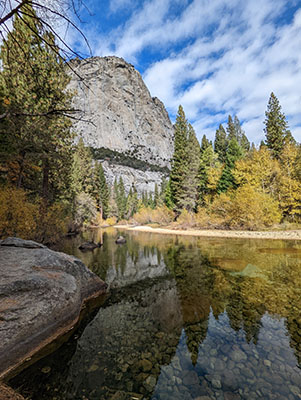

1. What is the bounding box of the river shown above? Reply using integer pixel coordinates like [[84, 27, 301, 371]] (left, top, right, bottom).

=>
[[10, 228, 301, 399]]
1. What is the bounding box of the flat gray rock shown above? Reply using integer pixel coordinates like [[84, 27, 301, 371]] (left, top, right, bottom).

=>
[[0, 237, 107, 379]]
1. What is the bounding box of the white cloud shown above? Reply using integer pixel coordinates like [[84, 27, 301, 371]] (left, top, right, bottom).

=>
[[109, 0, 138, 13], [142, 1, 301, 143], [62, 0, 301, 143]]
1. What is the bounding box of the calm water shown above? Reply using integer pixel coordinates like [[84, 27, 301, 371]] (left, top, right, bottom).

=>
[[10, 228, 301, 400]]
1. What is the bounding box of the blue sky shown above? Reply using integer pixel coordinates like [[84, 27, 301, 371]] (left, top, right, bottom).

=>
[[65, 0, 301, 144]]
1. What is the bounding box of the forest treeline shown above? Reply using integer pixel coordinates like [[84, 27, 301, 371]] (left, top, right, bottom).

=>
[[0, 4, 300, 242], [164, 101, 301, 229]]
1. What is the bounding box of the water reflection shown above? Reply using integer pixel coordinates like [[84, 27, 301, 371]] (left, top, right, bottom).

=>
[[10, 228, 301, 399]]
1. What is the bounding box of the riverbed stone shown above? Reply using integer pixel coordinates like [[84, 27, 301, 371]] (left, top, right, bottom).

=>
[[230, 349, 247, 362], [224, 392, 241, 400], [0, 237, 107, 379], [138, 359, 153, 372], [183, 370, 199, 386]]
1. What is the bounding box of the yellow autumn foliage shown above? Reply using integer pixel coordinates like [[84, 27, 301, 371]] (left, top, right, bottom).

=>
[[277, 144, 301, 221], [233, 147, 280, 193], [0, 186, 38, 239], [174, 209, 197, 228], [229, 184, 282, 229], [0, 186, 70, 243], [132, 205, 174, 225], [105, 216, 118, 226]]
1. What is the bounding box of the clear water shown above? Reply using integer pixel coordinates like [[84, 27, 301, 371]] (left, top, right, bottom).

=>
[[10, 228, 301, 400]]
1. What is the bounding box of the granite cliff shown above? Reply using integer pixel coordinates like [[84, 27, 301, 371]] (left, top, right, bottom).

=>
[[68, 56, 174, 193]]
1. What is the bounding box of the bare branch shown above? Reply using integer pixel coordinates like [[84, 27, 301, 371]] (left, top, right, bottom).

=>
[[0, 108, 96, 126], [0, 0, 31, 26]]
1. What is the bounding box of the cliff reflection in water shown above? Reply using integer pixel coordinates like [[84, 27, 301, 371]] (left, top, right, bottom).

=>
[[10, 229, 301, 400]]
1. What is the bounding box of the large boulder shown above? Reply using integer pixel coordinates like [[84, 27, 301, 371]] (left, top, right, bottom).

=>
[[0, 237, 107, 379]]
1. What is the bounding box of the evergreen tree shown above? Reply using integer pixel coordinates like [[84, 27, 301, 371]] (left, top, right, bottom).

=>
[[241, 133, 251, 153], [214, 124, 227, 163], [226, 115, 236, 141], [198, 144, 219, 205], [164, 179, 174, 209], [0, 4, 73, 200], [71, 138, 94, 197], [141, 191, 146, 207], [264, 92, 294, 159], [108, 180, 118, 218], [92, 162, 109, 219], [217, 138, 243, 193], [154, 183, 160, 208], [233, 115, 250, 152], [125, 187, 133, 218], [126, 184, 139, 218], [200, 134, 210, 154], [148, 193, 155, 209], [170, 105, 189, 213], [179, 124, 201, 212], [116, 177, 127, 220]]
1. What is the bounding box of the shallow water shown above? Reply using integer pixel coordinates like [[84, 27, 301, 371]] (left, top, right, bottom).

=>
[[10, 228, 301, 400]]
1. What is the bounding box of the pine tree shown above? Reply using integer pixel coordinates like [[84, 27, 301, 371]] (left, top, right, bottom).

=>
[[148, 193, 155, 209], [108, 181, 118, 218], [71, 138, 94, 197], [179, 124, 201, 212], [164, 179, 174, 209], [241, 133, 250, 153], [264, 92, 294, 159], [116, 177, 126, 220], [200, 134, 210, 154], [227, 115, 236, 141], [154, 183, 160, 208], [125, 187, 133, 218], [214, 124, 227, 163], [233, 115, 250, 152], [170, 105, 189, 213], [217, 138, 243, 193], [126, 184, 139, 218], [93, 162, 109, 219], [0, 3, 73, 200], [198, 144, 219, 205]]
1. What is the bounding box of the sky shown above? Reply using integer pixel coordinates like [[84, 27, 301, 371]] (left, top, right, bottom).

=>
[[57, 0, 301, 144]]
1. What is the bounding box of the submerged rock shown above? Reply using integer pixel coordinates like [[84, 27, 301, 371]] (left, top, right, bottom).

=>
[[0, 237, 107, 379], [116, 236, 126, 244], [78, 241, 102, 251]]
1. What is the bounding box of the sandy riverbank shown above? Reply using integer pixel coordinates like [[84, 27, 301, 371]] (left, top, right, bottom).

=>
[[116, 225, 301, 241]]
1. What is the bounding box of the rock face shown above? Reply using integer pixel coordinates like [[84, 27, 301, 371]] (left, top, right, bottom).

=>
[[0, 237, 107, 379], [101, 160, 166, 194], [68, 56, 174, 193]]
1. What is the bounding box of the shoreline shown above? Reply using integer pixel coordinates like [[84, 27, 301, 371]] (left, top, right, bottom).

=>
[[115, 225, 301, 241]]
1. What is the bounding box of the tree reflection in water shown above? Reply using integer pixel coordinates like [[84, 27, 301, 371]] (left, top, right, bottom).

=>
[[10, 229, 301, 399]]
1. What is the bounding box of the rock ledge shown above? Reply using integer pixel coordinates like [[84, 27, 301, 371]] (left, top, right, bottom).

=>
[[0, 237, 107, 379]]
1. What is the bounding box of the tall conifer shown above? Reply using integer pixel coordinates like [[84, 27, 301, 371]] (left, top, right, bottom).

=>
[[214, 124, 227, 163], [179, 124, 200, 211], [217, 138, 243, 193], [0, 3, 73, 199], [93, 162, 109, 219], [170, 105, 189, 213], [226, 115, 236, 141], [264, 92, 294, 159]]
